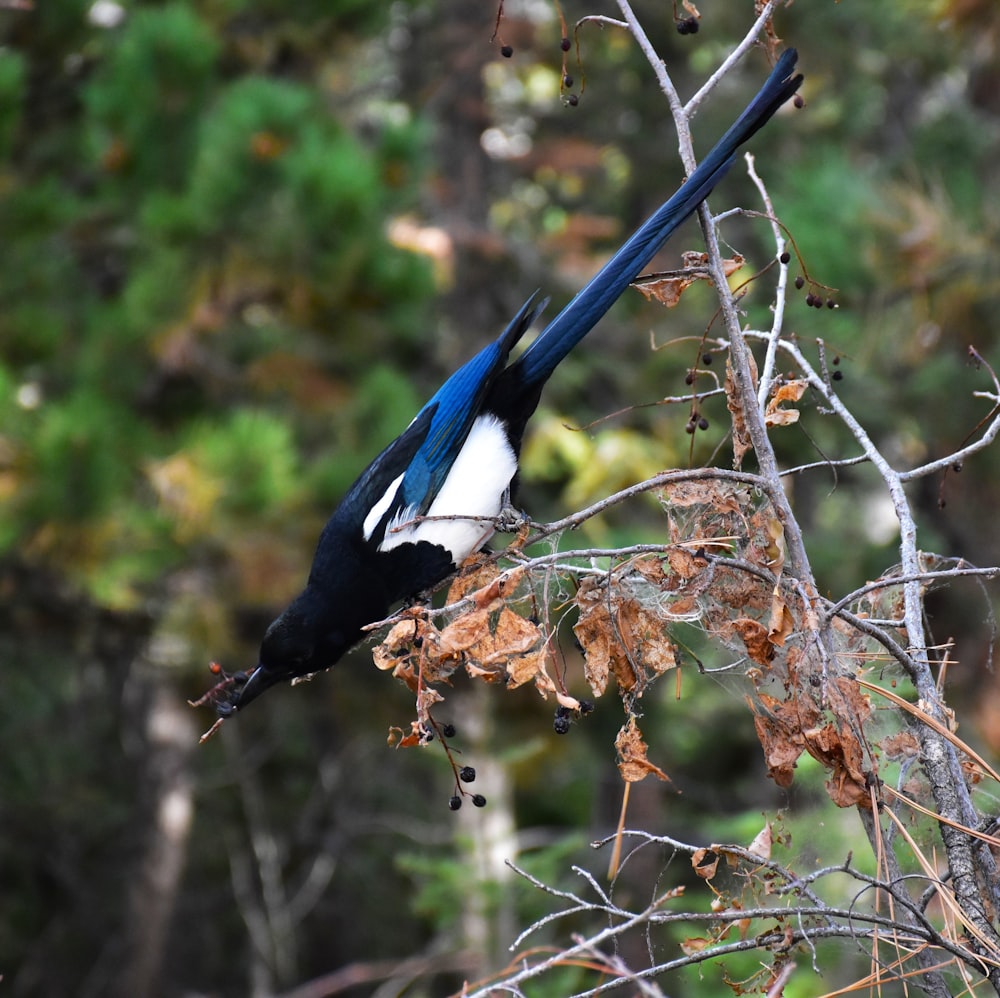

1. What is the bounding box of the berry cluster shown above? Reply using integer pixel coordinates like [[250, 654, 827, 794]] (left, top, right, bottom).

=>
[[433, 721, 488, 811], [780, 252, 840, 310], [554, 699, 594, 734]]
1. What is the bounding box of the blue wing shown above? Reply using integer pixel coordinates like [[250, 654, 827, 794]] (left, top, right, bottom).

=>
[[397, 293, 547, 513]]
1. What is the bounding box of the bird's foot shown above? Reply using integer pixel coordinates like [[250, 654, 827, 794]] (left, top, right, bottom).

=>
[[494, 493, 531, 534]]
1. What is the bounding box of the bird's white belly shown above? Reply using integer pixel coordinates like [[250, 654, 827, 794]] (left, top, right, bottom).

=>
[[378, 414, 517, 563]]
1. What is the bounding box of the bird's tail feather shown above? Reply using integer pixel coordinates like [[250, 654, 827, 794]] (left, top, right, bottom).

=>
[[511, 49, 802, 387]]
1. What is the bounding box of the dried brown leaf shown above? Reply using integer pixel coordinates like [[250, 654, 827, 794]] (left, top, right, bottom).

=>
[[680, 936, 712, 956], [881, 731, 920, 760], [767, 590, 794, 647], [633, 273, 696, 308], [751, 692, 821, 788], [632, 555, 668, 583], [747, 822, 772, 861], [764, 379, 807, 428], [615, 716, 671, 783], [666, 547, 706, 581], [445, 554, 499, 603], [763, 515, 786, 573], [752, 680, 872, 806], [692, 847, 720, 880], [574, 579, 677, 697], [372, 619, 424, 671], [732, 617, 775, 666], [725, 353, 758, 468], [632, 253, 741, 308]]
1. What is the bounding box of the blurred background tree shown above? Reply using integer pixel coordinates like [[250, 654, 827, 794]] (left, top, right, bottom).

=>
[[2, 0, 999, 996]]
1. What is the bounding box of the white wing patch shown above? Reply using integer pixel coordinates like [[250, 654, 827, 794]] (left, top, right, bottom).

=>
[[378, 414, 517, 564], [362, 471, 405, 542]]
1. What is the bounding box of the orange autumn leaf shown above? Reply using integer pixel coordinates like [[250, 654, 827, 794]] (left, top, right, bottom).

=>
[[765, 378, 808, 427]]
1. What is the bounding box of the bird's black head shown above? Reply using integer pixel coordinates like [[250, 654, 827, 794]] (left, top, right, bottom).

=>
[[223, 585, 370, 714]]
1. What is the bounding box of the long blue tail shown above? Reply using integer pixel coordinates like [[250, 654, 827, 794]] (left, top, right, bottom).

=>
[[509, 49, 802, 388]]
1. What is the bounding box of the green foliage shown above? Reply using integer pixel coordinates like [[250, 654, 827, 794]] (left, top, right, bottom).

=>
[[189, 408, 301, 516], [0, 48, 25, 158], [84, 5, 220, 191]]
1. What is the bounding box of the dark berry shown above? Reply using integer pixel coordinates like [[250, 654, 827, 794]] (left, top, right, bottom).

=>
[[442, 723, 457, 738], [448, 795, 462, 810], [832, 355, 841, 365], [554, 715, 571, 734], [698, 416, 709, 431], [793, 94, 805, 109], [826, 298, 836, 309], [579, 699, 594, 714], [676, 16, 698, 34], [459, 766, 476, 783], [555, 704, 571, 718], [567, 94, 579, 107], [794, 275, 805, 290], [832, 370, 843, 381], [779, 251, 790, 264], [472, 794, 487, 807], [563, 74, 574, 87], [685, 420, 696, 434], [684, 372, 695, 385], [805, 292, 815, 307], [500, 44, 514, 58], [702, 353, 713, 365], [561, 36, 571, 52], [953, 462, 963, 472]]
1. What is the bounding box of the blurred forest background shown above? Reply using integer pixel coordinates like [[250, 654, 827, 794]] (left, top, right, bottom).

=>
[[2, 0, 1000, 996]]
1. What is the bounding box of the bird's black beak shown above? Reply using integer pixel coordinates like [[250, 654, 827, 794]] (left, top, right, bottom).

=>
[[225, 665, 278, 714]]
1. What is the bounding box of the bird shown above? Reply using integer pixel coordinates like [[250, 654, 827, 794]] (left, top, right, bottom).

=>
[[206, 49, 803, 718]]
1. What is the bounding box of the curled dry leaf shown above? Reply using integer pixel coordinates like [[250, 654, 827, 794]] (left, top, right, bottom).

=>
[[680, 936, 712, 956], [881, 731, 920, 760], [372, 561, 547, 695], [632, 273, 696, 309], [763, 515, 786, 572], [691, 847, 720, 880], [767, 590, 794, 647], [751, 692, 821, 789], [731, 617, 775, 666], [632, 253, 743, 309], [747, 821, 772, 861], [440, 604, 546, 688], [615, 716, 671, 783], [725, 353, 758, 469], [764, 379, 808, 427], [373, 618, 428, 671], [574, 577, 678, 698], [751, 679, 872, 806]]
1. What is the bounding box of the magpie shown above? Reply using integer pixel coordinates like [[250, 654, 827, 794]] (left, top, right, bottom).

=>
[[211, 50, 802, 716]]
